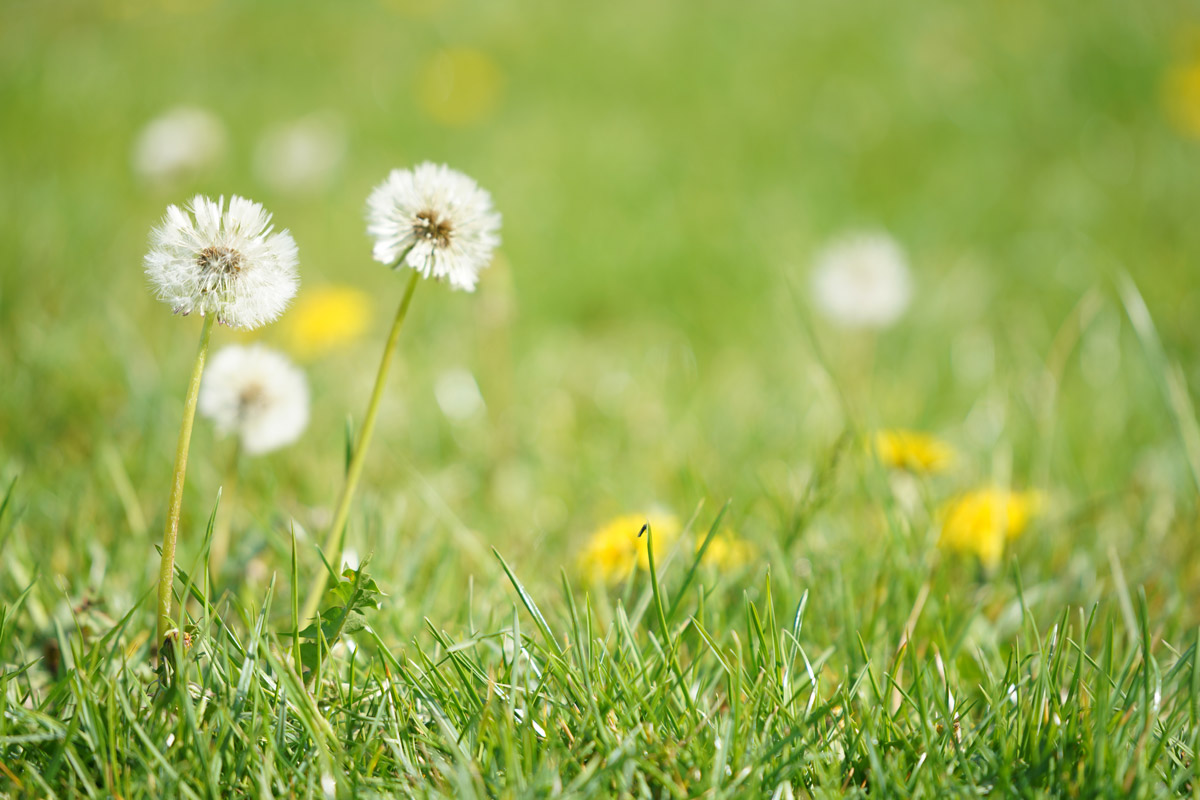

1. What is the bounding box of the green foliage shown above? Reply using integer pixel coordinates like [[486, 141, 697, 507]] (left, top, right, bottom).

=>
[[293, 563, 384, 674], [3, 530, 1200, 797], [3, 0, 1200, 795]]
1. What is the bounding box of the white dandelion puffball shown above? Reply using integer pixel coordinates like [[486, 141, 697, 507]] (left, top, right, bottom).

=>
[[145, 195, 300, 330], [199, 344, 310, 456], [366, 162, 501, 292], [253, 112, 347, 195], [811, 231, 912, 329], [132, 106, 227, 185]]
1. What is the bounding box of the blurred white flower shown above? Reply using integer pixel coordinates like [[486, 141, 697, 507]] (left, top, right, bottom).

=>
[[132, 106, 227, 185], [366, 162, 501, 292], [145, 195, 299, 329], [199, 344, 309, 455], [253, 112, 347, 195], [811, 231, 912, 329], [434, 367, 485, 421]]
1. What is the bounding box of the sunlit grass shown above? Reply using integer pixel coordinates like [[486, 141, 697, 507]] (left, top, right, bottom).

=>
[[3, 0, 1200, 795]]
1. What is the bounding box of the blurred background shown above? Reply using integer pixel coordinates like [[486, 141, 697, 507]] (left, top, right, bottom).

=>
[[1, 0, 1198, 616]]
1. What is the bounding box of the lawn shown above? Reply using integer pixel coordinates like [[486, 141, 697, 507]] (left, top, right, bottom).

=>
[[3, 0, 1200, 796]]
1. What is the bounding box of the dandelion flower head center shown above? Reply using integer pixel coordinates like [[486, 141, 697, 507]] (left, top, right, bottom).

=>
[[197, 245, 244, 277], [236, 380, 269, 419], [413, 210, 453, 249]]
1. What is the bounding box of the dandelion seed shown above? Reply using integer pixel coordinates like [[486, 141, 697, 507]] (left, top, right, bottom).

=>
[[873, 430, 955, 473], [811, 230, 911, 329], [199, 344, 309, 456], [132, 106, 226, 185], [938, 488, 1043, 568], [366, 162, 501, 292], [578, 512, 680, 584], [145, 195, 299, 329], [283, 285, 372, 358]]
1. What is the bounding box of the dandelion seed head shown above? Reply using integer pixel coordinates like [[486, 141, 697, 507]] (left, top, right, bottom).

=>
[[199, 344, 309, 456], [132, 106, 227, 185], [145, 195, 299, 329], [811, 230, 911, 329], [434, 368, 485, 421], [366, 162, 501, 292], [254, 112, 347, 195]]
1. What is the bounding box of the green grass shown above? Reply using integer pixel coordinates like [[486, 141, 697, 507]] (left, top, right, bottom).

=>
[[4, 0, 1200, 796], [3, 495, 1200, 797]]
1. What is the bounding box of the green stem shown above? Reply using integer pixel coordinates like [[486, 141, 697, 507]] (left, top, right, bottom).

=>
[[302, 269, 420, 620], [156, 315, 216, 646]]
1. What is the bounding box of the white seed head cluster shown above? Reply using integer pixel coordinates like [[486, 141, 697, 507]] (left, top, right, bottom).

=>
[[811, 231, 912, 329], [366, 162, 501, 292], [132, 106, 227, 185], [199, 344, 310, 456], [145, 195, 299, 330], [253, 112, 347, 195]]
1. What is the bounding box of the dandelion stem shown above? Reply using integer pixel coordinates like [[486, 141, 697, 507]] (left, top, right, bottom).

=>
[[156, 314, 215, 647], [302, 268, 420, 619]]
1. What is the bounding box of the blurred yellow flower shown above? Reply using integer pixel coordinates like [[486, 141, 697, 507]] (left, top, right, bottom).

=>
[[284, 286, 371, 358], [698, 531, 757, 570], [873, 429, 955, 473], [938, 488, 1042, 568], [417, 48, 504, 127], [1164, 60, 1200, 139], [578, 513, 680, 584]]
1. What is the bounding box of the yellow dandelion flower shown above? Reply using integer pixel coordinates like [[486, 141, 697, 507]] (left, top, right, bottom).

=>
[[417, 48, 504, 127], [578, 513, 680, 584], [698, 531, 757, 570], [1164, 59, 1200, 139], [873, 430, 955, 473], [283, 286, 371, 358], [938, 488, 1042, 569]]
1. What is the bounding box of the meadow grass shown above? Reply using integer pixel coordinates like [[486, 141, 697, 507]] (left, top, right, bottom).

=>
[[2, 479, 1200, 797], [4, 0, 1200, 796]]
